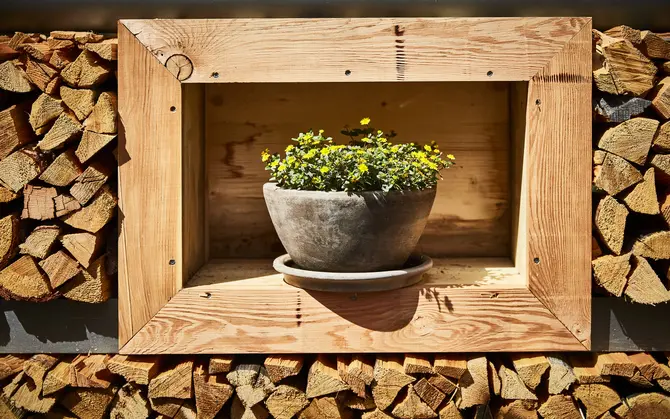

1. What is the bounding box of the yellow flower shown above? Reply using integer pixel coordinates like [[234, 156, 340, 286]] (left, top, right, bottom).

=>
[[304, 150, 316, 159], [424, 145, 432, 152], [360, 117, 371, 126], [261, 149, 270, 162], [321, 148, 330, 156], [270, 160, 279, 168], [286, 145, 295, 152], [319, 129, 325, 135], [287, 156, 296, 165], [278, 164, 287, 171], [358, 163, 369, 173], [447, 154, 455, 160], [378, 138, 387, 143], [391, 145, 399, 153], [320, 166, 330, 174]]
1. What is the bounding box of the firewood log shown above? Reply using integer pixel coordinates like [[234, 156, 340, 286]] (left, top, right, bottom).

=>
[[148, 360, 193, 400], [488, 360, 501, 396], [192, 363, 232, 419], [0, 61, 33, 93], [60, 86, 97, 121], [546, 356, 577, 395], [83, 92, 117, 134], [69, 354, 113, 389], [0, 103, 33, 160], [573, 384, 621, 419], [264, 355, 303, 384], [624, 255, 670, 304], [60, 255, 111, 303], [510, 355, 549, 391], [391, 385, 437, 419], [70, 160, 112, 205], [108, 383, 150, 419], [60, 231, 103, 268], [403, 355, 433, 375], [75, 130, 116, 163], [0, 148, 48, 192], [413, 378, 445, 412], [0, 256, 53, 301], [427, 373, 457, 395], [4, 371, 25, 399], [371, 355, 414, 410], [24, 59, 57, 92], [208, 356, 234, 375], [50, 31, 104, 44], [597, 117, 658, 165], [85, 39, 118, 61], [0, 187, 19, 203], [438, 402, 463, 419], [299, 396, 350, 419], [61, 50, 111, 88], [265, 384, 309, 419], [622, 168, 659, 214], [39, 150, 83, 187], [21, 185, 57, 220], [62, 186, 116, 233], [593, 94, 652, 123], [592, 253, 631, 297], [569, 355, 611, 384], [107, 355, 161, 386], [235, 367, 274, 409], [340, 391, 375, 410], [53, 194, 81, 217], [61, 387, 117, 419], [491, 400, 538, 419], [43, 359, 74, 396], [29, 93, 64, 135], [18, 43, 52, 62], [433, 355, 467, 380], [0, 215, 19, 270], [49, 48, 78, 70], [0, 44, 19, 61], [455, 356, 490, 409], [638, 31, 670, 59], [595, 196, 628, 255], [227, 364, 261, 387], [604, 25, 642, 44], [613, 392, 670, 418], [12, 381, 56, 413], [38, 112, 82, 151], [498, 365, 537, 401], [150, 397, 183, 417], [23, 354, 59, 393], [38, 250, 80, 288], [594, 353, 636, 377], [19, 224, 60, 259], [651, 77, 670, 120], [594, 153, 642, 196], [337, 355, 372, 398], [627, 353, 666, 381], [306, 356, 349, 399], [0, 355, 28, 381]]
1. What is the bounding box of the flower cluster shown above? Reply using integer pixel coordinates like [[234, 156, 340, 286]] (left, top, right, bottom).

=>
[[261, 118, 455, 192]]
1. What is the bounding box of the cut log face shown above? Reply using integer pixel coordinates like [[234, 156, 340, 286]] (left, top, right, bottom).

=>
[[592, 253, 631, 297], [537, 395, 581, 419], [84, 91, 117, 134], [0, 149, 47, 192], [391, 385, 437, 419], [70, 354, 113, 389], [337, 355, 373, 398], [22, 184, 57, 220], [54, 194, 81, 217], [455, 356, 489, 409], [148, 360, 194, 400], [0, 255, 53, 301], [43, 359, 74, 396], [371, 355, 415, 410], [0, 215, 19, 270], [595, 33, 658, 96], [306, 356, 349, 399], [60, 255, 111, 303], [510, 354, 549, 391], [61, 387, 117, 419], [616, 392, 670, 418], [598, 117, 658, 164], [70, 160, 112, 205], [227, 364, 261, 388], [0, 61, 33, 93], [627, 353, 664, 381], [0, 355, 28, 381], [622, 168, 659, 214], [433, 355, 467, 380], [39, 149, 83, 187], [20, 43, 53, 62], [75, 130, 116, 163], [209, 356, 234, 375], [498, 365, 537, 401], [594, 153, 643, 196], [595, 196, 628, 255], [605, 25, 642, 44], [13, 380, 57, 413], [624, 255, 670, 304], [651, 154, 670, 181], [107, 355, 161, 385], [573, 384, 621, 419], [38, 112, 82, 151], [62, 187, 117, 233], [25, 59, 57, 92], [427, 373, 457, 395], [39, 250, 81, 288], [193, 364, 233, 419], [0, 186, 19, 203], [654, 122, 670, 151], [298, 396, 348, 419], [61, 50, 111, 88], [60, 85, 97, 121], [594, 353, 636, 378], [109, 383, 150, 419], [29, 93, 64, 135], [651, 77, 670, 120], [639, 31, 670, 60], [633, 231, 670, 259], [85, 39, 118, 61], [19, 224, 60, 259], [0, 103, 34, 160], [413, 378, 445, 412], [403, 355, 433, 375]]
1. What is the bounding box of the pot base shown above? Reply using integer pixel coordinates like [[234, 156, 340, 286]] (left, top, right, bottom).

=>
[[273, 254, 433, 293]]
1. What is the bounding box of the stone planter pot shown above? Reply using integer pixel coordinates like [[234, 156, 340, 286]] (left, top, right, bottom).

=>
[[263, 182, 437, 272]]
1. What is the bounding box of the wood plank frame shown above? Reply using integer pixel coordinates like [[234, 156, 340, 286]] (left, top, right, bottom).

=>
[[118, 17, 592, 354]]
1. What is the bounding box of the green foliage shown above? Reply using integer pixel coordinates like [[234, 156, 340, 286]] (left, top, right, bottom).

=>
[[261, 118, 455, 192]]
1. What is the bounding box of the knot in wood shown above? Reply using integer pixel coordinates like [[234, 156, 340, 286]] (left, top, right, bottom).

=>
[[165, 54, 194, 81]]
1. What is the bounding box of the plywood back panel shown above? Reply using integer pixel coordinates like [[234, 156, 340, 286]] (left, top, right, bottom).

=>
[[205, 82, 511, 259]]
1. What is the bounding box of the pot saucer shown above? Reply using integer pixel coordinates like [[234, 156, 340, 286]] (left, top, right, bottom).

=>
[[273, 254, 433, 293]]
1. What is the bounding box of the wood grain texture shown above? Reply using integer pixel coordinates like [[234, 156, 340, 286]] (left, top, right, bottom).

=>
[[121, 259, 583, 354], [121, 18, 588, 83], [525, 21, 592, 349], [117, 23, 183, 348], [205, 82, 511, 259]]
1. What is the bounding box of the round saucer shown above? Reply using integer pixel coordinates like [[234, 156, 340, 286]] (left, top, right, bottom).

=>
[[273, 254, 433, 293]]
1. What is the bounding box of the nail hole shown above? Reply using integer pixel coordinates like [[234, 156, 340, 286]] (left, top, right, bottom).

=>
[[169, 106, 176, 112], [486, 71, 493, 77], [211, 72, 219, 78], [349, 294, 358, 301], [169, 259, 176, 265], [201, 292, 212, 299], [533, 257, 540, 264], [344, 70, 351, 76], [535, 99, 541, 106]]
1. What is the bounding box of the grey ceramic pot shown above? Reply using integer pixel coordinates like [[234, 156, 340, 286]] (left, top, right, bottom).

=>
[[263, 183, 436, 272]]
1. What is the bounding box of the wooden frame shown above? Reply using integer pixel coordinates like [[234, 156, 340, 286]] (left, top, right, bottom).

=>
[[118, 17, 592, 354]]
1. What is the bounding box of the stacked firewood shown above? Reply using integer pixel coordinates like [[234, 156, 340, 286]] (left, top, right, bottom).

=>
[[592, 26, 670, 304], [0, 31, 117, 302], [0, 353, 669, 418]]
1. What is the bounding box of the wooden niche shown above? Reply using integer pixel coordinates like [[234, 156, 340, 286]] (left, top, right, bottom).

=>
[[118, 18, 592, 353]]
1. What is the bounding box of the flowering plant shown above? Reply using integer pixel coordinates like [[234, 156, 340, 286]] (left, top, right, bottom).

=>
[[261, 118, 455, 193]]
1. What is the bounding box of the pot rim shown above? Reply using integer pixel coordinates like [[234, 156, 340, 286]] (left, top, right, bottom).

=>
[[263, 182, 436, 197]]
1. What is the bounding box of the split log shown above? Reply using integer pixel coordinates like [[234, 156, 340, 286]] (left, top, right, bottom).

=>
[[598, 117, 658, 165], [433, 355, 467, 380], [60, 86, 97, 121], [4, 371, 25, 399], [50, 31, 104, 44], [25, 59, 57, 92], [75, 130, 116, 163], [54, 194, 81, 217], [107, 355, 160, 385], [651, 154, 670, 181], [148, 360, 194, 400], [46, 37, 75, 50], [594, 94, 652, 123], [61, 50, 111, 88], [85, 39, 118, 61], [208, 356, 234, 375], [175, 402, 197, 419], [492, 400, 538, 419], [651, 77, 670, 120], [594, 353, 636, 378], [337, 355, 373, 398], [70, 354, 113, 389], [84, 92, 117, 134], [438, 402, 463, 419], [227, 364, 261, 387], [21, 185, 57, 220], [62, 187, 117, 233], [7, 32, 40, 49], [455, 356, 490, 409], [60, 231, 103, 268], [569, 355, 611, 384], [49, 48, 78, 70], [592, 253, 631, 297], [371, 355, 415, 410], [498, 365, 537, 401], [0, 149, 48, 192], [546, 356, 577, 395], [38, 112, 82, 151], [573, 384, 621, 419], [427, 373, 457, 395], [656, 365, 670, 392], [488, 360, 501, 396], [639, 31, 670, 59], [362, 409, 394, 419], [235, 368, 273, 409], [306, 356, 349, 399], [604, 25, 642, 44], [655, 122, 670, 151], [391, 385, 437, 419], [0, 104, 33, 160], [70, 160, 112, 205], [29, 93, 64, 135], [0, 61, 33, 93], [193, 363, 232, 419], [0, 355, 28, 380], [594, 31, 657, 96], [594, 196, 628, 255], [60, 255, 111, 303], [23, 354, 59, 393], [0, 396, 25, 419], [150, 397, 183, 417], [403, 355, 433, 375], [39, 150, 83, 187], [12, 381, 56, 413], [614, 392, 670, 418], [413, 378, 445, 412], [19, 43, 53, 62], [510, 355, 549, 391], [108, 383, 150, 419], [0, 187, 19, 203], [299, 397, 350, 419], [265, 384, 309, 419], [341, 391, 375, 410], [231, 395, 269, 419], [38, 250, 80, 288], [19, 225, 60, 259], [623, 255, 670, 304], [61, 387, 117, 419], [43, 359, 74, 396], [594, 153, 642, 196], [0, 215, 19, 270], [264, 355, 303, 384], [627, 353, 665, 381], [622, 168, 659, 214], [0, 256, 53, 301]]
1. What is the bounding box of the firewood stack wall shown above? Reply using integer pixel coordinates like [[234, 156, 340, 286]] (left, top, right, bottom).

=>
[[0, 353, 669, 418], [0, 31, 117, 303]]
